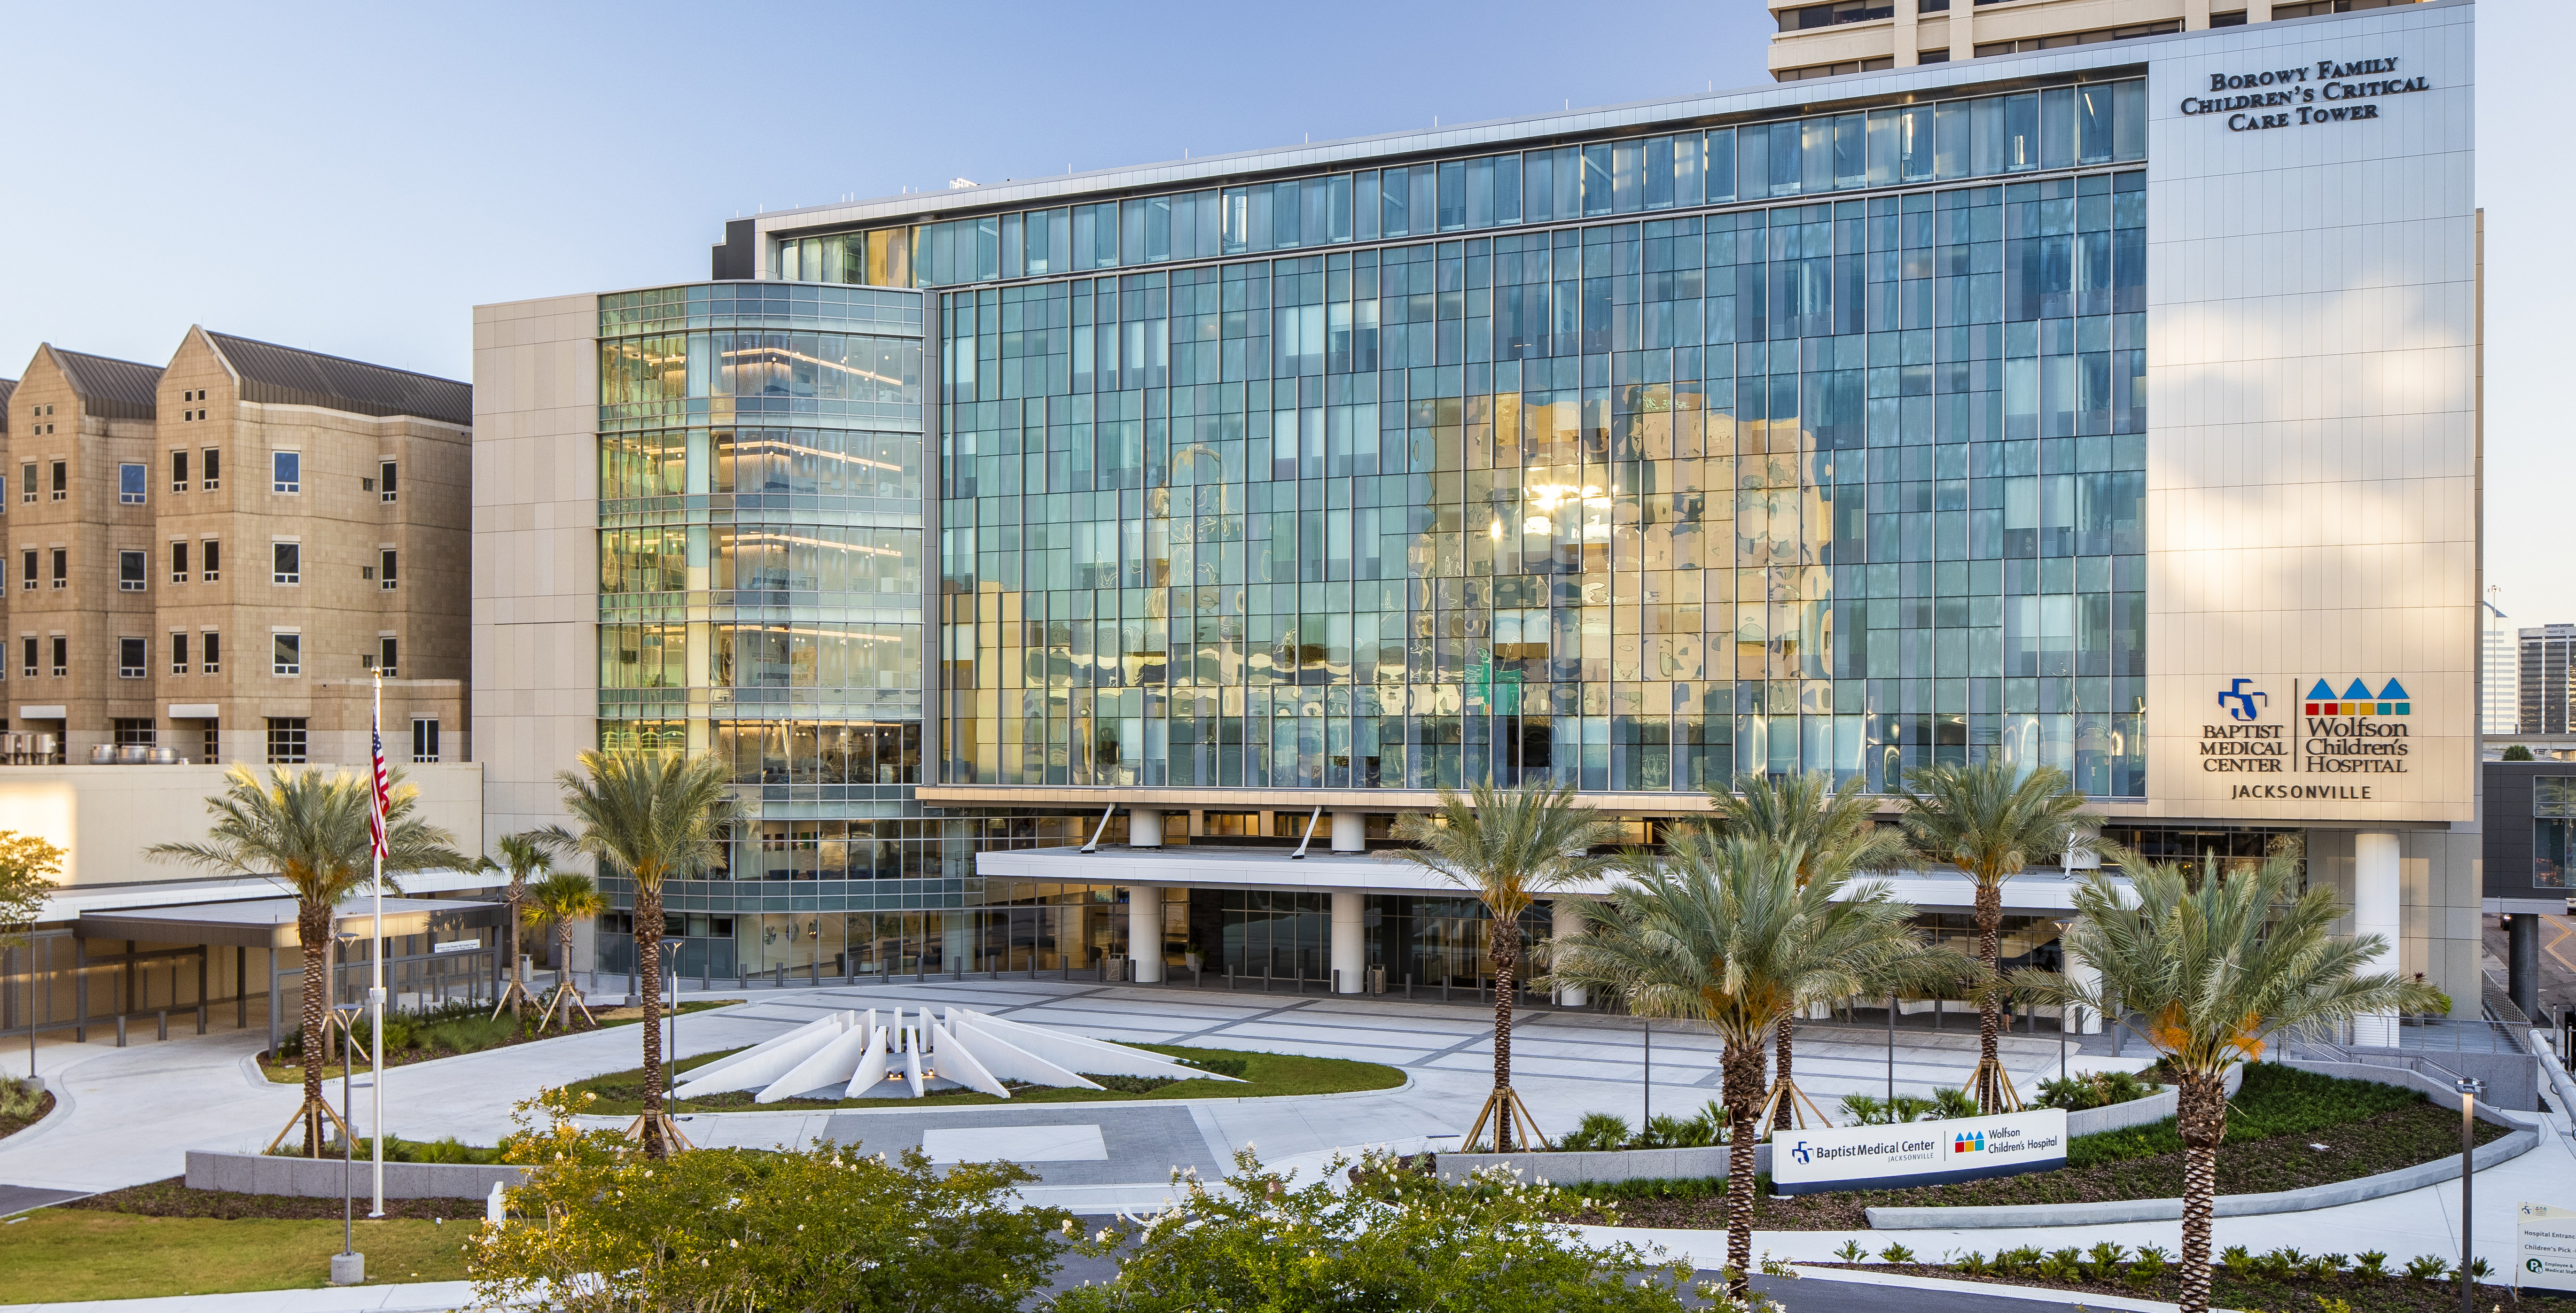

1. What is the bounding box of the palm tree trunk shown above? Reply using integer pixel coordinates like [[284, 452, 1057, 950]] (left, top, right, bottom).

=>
[[2176, 1074, 2227, 1313], [1490, 915, 1516, 1153], [297, 903, 329, 1157], [635, 879, 667, 1158], [1772, 1017, 1795, 1134], [1974, 878, 2004, 1112], [1721, 1035, 1766, 1292]]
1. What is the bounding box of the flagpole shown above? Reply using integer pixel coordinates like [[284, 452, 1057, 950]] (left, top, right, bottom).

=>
[[369, 671, 385, 1219]]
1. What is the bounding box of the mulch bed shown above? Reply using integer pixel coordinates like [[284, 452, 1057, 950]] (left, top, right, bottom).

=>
[[1564, 1101, 2505, 1231], [62, 1176, 486, 1221], [0, 1092, 56, 1141], [1806, 1262, 2515, 1313]]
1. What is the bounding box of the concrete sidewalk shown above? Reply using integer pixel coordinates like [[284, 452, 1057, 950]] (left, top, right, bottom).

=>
[[0, 1282, 477, 1313]]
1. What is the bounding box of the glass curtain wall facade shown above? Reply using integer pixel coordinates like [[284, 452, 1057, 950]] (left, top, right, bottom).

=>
[[591, 282, 1140, 976], [917, 79, 2150, 798]]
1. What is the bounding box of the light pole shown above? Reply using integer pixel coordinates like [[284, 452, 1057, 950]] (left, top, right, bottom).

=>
[[2459, 1075, 2484, 1313], [659, 940, 681, 1112]]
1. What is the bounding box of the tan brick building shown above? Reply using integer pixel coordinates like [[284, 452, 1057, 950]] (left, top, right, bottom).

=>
[[1766, 0, 2428, 82], [0, 328, 470, 768]]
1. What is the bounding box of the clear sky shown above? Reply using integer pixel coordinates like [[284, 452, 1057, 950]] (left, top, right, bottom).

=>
[[0, 2, 2563, 622]]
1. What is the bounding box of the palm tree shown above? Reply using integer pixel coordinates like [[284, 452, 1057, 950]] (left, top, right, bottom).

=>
[[1706, 771, 1908, 1131], [523, 869, 606, 1032], [481, 831, 562, 1019], [148, 765, 461, 1156], [1550, 829, 1958, 1291], [2011, 844, 2442, 1313], [1386, 782, 1621, 1153], [1893, 757, 2102, 1113], [543, 747, 739, 1157]]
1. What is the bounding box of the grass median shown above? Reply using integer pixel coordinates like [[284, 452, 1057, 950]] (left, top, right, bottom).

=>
[[565, 1041, 1405, 1115], [0, 1209, 472, 1301]]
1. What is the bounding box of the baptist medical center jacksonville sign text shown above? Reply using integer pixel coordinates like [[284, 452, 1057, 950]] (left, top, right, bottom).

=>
[[2201, 677, 2415, 801], [2179, 55, 2431, 132], [1770, 1109, 2069, 1195]]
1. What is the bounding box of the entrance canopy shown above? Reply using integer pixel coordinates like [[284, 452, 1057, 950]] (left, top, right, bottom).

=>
[[76, 895, 503, 949]]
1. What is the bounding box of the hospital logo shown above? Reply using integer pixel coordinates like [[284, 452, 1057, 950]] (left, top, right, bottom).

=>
[[1952, 1131, 1985, 1155], [2217, 678, 2266, 722], [2304, 678, 2410, 718]]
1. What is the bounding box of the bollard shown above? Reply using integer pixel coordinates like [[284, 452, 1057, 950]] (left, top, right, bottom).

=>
[[116, 1015, 127, 1047], [197, 1003, 207, 1035], [156, 1010, 168, 1042], [702, 961, 710, 993], [774, 963, 785, 989]]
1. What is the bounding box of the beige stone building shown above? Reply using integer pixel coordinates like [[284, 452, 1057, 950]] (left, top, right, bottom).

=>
[[1767, 0, 2428, 81], [0, 329, 470, 768]]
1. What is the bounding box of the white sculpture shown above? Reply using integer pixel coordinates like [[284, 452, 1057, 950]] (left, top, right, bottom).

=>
[[672, 1006, 1245, 1102]]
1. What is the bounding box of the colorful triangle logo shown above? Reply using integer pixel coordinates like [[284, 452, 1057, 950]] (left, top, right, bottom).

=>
[[2341, 679, 2373, 700], [2308, 679, 2336, 699], [2378, 678, 2409, 700]]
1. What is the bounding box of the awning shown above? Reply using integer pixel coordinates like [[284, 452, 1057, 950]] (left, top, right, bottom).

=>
[[76, 895, 504, 950]]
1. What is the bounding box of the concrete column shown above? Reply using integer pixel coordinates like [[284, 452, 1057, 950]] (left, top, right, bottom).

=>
[[1129, 808, 1163, 848], [2352, 831, 2402, 1047], [2065, 937, 2103, 1034], [1127, 888, 1163, 983], [1893, 0, 1918, 68], [1330, 891, 1366, 993], [1552, 899, 1587, 1007], [2511, 913, 2541, 1022], [1330, 809, 1366, 853]]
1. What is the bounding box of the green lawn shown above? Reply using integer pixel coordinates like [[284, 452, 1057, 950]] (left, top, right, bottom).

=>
[[0, 1211, 472, 1300], [567, 1041, 1405, 1115]]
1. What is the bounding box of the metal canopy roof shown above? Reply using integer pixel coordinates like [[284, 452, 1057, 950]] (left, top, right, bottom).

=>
[[77, 895, 502, 950]]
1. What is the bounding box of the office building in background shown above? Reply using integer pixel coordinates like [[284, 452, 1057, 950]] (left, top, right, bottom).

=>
[[1766, 0, 2432, 82]]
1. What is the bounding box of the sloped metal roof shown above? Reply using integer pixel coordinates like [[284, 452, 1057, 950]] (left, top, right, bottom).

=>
[[0, 379, 13, 434], [48, 348, 163, 420], [205, 331, 470, 428]]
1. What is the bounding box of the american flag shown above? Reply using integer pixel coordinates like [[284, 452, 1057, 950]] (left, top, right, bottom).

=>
[[368, 697, 390, 861]]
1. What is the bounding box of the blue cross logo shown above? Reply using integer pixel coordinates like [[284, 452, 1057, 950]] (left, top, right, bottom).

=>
[[2217, 678, 2266, 722]]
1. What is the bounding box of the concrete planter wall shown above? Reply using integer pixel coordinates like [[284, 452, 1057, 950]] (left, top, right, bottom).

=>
[[186, 1150, 525, 1200], [1435, 1142, 1772, 1186]]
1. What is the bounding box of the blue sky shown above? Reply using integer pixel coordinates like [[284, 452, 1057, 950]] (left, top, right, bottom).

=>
[[0, 1, 2565, 623]]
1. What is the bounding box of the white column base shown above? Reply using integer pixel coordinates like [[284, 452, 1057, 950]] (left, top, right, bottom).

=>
[[1330, 891, 1365, 993], [1127, 888, 1163, 983]]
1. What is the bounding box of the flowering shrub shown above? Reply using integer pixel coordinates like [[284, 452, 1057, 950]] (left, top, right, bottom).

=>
[[1054, 1147, 1779, 1313], [469, 1088, 1072, 1313]]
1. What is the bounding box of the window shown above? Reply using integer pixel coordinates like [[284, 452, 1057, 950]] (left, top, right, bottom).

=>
[[379, 637, 398, 677], [49, 636, 66, 678], [272, 632, 301, 676], [169, 631, 187, 675], [17, 464, 30, 505], [17, 637, 31, 679], [18, 549, 31, 592], [380, 549, 398, 590], [2537, 779, 2576, 887], [201, 538, 219, 583], [117, 638, 145, 679], [202, 448, 219, 491], [169, 540, 187, 584], [170, 450, 188, 493], [380, 460, 398, 503], [265, 717, 307, 764], [49, 548, 66, 590], [111, 718, 154, 746], [411, 717, 440, 763], [202, 630, 220, 675], [49, 461, 65, 501], [271, 451, 300, 494], [118, 463, 145, 505], [117, 550, 145, 592], [271, 542, 299, 585]]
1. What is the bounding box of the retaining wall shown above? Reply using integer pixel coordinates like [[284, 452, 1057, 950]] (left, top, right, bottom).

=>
[[185, 1150, 525, 1200]]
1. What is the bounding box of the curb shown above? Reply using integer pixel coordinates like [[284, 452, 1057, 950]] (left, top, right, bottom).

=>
[[1867, 1124, 2539, 1229]]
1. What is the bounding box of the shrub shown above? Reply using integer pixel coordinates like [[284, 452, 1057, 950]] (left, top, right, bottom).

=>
[[2350, 1251, 2388, 1282], [1638, 1113, 1716, 1149], [1561, 1112, 1633, 1151], [1838, 1093, 1940, 1125], [0, 1075, 43, 1119], [473, 1089, 1071, 1313], [2125, 1246, 2168, 1289], [2034, 1070, 2165, 1111], [2081, 1242, 2129, 1279], [1055, 1146, 1729, 1313], [1085, 1073, 1182, 1094], [1953, 1251, 1989, 1275], [1929, 1087, 1977, 1120], [2404, 1254, 2451, 1282], [1176, 1055, 1249, 1079], [1834, 1240, 1866, 1262], [1879, 1243, 1915, 1265]]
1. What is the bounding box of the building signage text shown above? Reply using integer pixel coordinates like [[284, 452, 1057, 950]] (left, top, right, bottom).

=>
[[2179, 57, 2433, 132], [1771, 1109, 2068, 1195], [2201, 677, 2416, 798]]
